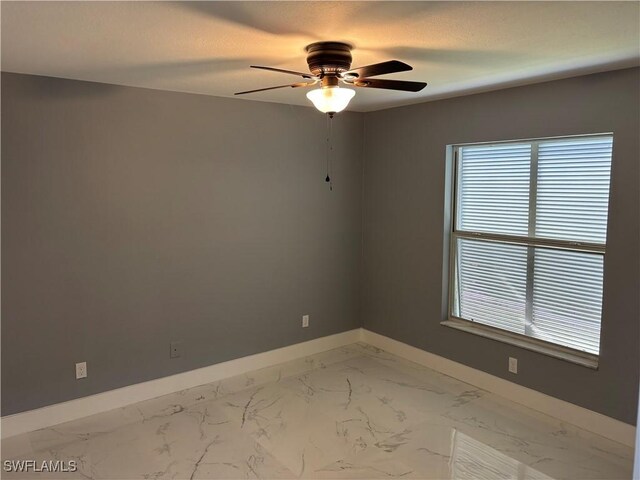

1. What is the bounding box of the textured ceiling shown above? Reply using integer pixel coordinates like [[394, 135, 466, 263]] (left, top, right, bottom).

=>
[[1, 1, 639, 112]]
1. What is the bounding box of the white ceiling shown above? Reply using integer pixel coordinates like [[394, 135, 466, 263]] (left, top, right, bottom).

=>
[[2, 1, 639, 112]]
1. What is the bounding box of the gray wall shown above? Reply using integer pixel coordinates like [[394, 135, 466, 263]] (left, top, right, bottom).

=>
[[362, 67, 640, 424], [3, 68, 639, 424], [1, 73, 364, 415]]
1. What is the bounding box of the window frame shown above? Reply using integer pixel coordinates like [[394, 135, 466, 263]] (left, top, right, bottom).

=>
[[443, 133, 613, 369]]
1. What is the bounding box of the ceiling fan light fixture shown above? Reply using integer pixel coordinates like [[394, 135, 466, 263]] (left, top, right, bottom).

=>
[[306, 86, 355, 114]]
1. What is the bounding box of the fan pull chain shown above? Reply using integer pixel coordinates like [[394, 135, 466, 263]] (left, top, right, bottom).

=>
[[325, 113, 333, 191]]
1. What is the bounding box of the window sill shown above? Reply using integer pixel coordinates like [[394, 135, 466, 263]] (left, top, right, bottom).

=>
[[441, 318, 599, 369]]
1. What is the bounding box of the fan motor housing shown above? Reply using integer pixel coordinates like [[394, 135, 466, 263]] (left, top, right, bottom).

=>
[[305, 41, 353, 77]]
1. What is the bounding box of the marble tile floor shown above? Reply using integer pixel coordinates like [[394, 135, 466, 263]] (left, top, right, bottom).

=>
[[0, 343, 633, 480]]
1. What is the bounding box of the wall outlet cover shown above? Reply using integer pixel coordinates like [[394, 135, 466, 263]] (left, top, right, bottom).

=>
[[75, 362, 87, 380], [508, 357, 518, 374], [302, 315, 310, 328]]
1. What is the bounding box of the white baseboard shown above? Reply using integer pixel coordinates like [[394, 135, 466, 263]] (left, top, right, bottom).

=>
[[3, 327, 635, 449], [1, 329, 361, 439], [361, 328, 636, 447]]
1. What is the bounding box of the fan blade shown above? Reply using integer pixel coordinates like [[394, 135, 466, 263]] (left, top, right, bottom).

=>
[[251, 65, 317, 79], [343, 60, 412, 79], [353, 78, 427, 92], [235, 82, 315, 95]]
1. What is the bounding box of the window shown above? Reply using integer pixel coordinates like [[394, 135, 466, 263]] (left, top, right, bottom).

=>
[[446, 134, 613, 365]]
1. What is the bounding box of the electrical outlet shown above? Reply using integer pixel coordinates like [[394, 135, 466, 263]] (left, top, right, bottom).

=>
[[302, 315, 310, 328], [508, 357, 518, 374], [75, 362, 87, 379], [170, 341, 182, 359]]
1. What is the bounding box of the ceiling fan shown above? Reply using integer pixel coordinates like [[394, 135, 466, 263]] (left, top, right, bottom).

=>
[[235, 41, 427, 115]]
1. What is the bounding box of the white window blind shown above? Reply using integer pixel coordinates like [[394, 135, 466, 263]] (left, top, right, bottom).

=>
[[536, 137, 612, 243], [456, 239, 527, 334], [457, 143, 531, 236], [451, 134, 613, 356]]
